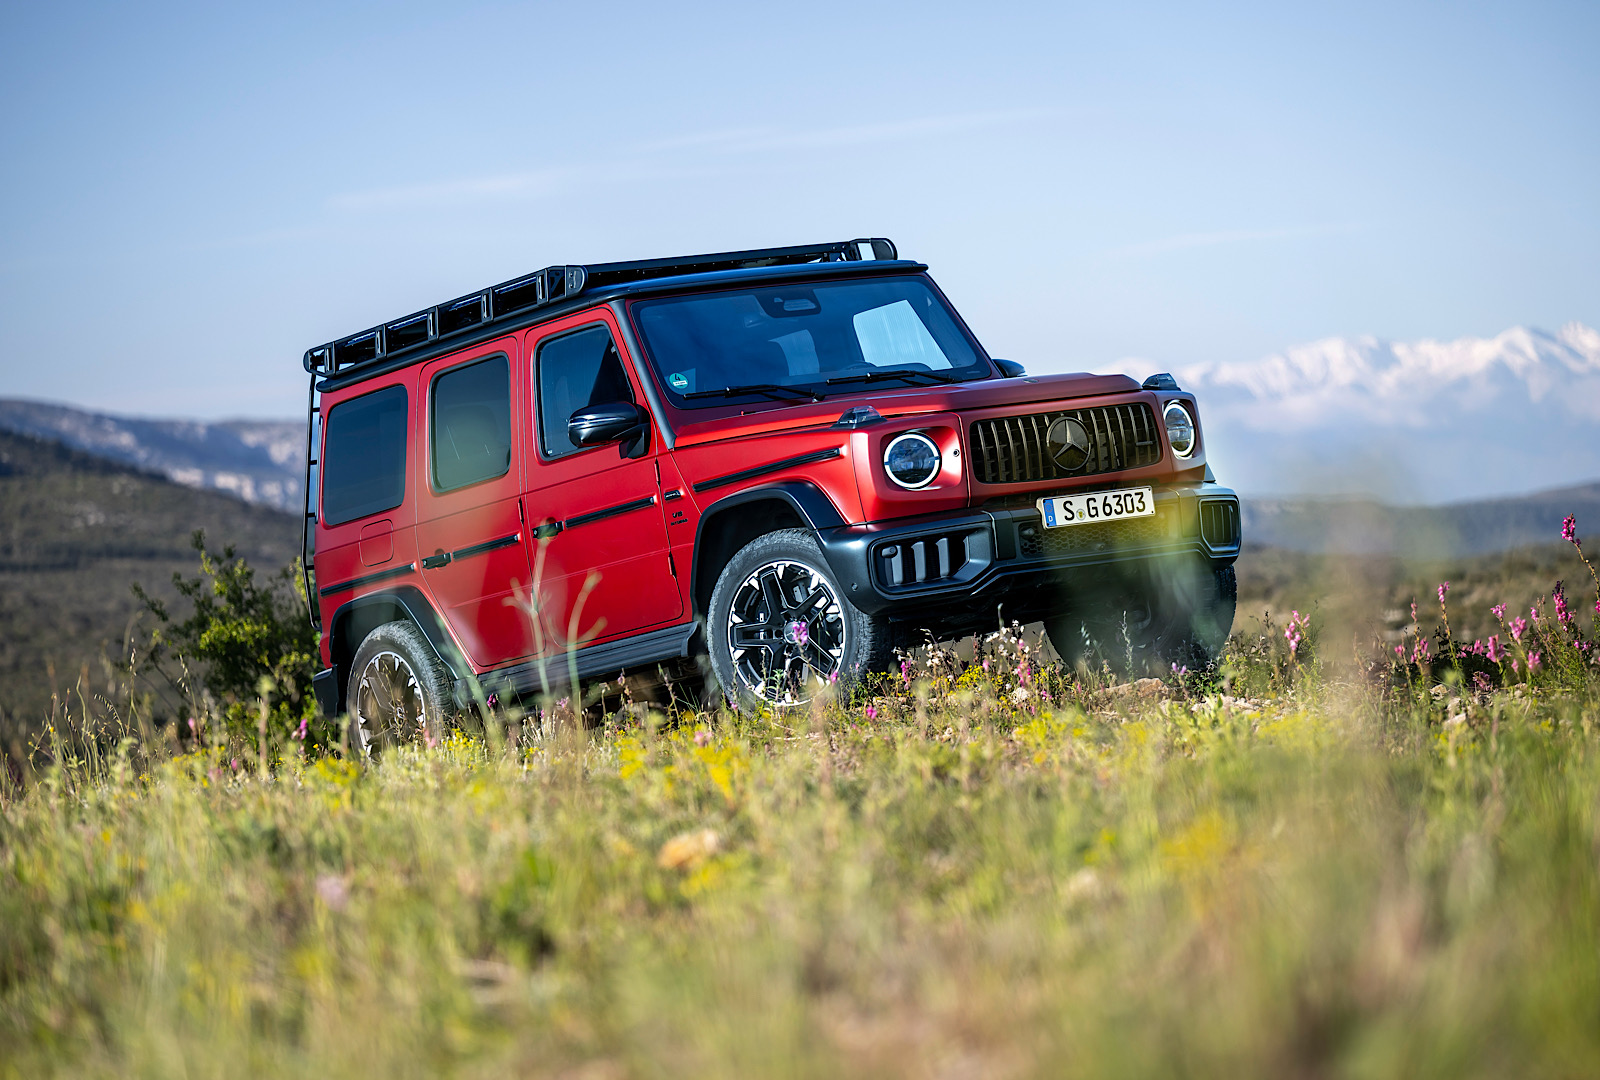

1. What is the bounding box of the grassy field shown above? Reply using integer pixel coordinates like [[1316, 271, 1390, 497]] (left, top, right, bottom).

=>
[[4, 531, 1600, 1079]]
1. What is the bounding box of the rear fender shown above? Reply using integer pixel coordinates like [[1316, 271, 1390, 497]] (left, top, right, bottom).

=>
[[324, 585, 465, 713]]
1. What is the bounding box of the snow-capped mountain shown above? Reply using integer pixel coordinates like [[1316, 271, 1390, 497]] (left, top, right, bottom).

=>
[[4, 321, 1596, 514], [0, 399, 304, 512], [1131, 323, 1600, 504]]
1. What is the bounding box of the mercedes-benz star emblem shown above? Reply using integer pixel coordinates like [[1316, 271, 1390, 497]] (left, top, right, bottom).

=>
[[1046, 416, 1092, 472]]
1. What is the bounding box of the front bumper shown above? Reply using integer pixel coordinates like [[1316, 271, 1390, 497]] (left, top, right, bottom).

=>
[[817, 483, 1240, 629]]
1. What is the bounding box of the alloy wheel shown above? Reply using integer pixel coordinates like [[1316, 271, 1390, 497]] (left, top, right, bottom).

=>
[[351, 649, 425, 750], [726, 559, 846, 705]]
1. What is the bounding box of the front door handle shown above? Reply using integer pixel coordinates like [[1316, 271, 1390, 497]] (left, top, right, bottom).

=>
[[421, 550, 452, 570]]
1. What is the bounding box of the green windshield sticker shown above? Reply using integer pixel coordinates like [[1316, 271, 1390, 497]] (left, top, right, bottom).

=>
[[668, 373, 689, 391]]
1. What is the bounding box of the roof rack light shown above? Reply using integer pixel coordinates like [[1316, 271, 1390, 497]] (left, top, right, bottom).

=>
[[304, 238, 897, 376]]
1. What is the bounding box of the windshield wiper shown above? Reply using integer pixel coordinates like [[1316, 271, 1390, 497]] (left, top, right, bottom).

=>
[[682, 383, 825, 403], [824, 369, 961, 388]]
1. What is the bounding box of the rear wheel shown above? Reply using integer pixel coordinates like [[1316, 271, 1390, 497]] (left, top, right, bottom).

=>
[[1046, 559, 1237, 676], [707, 529, 889, 711], [346, 620, 453, 756]]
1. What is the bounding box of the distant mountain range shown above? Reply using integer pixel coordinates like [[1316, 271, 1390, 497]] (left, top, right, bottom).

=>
[[0, 399, 304, 512], [1121, 322, 1600, 505], [5, 320, 1599, 558], [1243, 480, 1600, 557]]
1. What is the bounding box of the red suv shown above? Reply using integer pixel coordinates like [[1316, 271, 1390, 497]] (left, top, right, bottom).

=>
[[301, 239, 1240, 749]]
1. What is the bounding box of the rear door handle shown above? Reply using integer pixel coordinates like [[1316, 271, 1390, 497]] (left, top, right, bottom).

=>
[[421, 551, 452, 569]]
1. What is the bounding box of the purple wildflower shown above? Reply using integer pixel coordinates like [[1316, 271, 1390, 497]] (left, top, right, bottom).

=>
[[1492, 603, 1507, 622], [1284, 609, 1310, 658], [864, 705, 878, 721], [1555, 582, 1573, 626], [1528, 651, 1542, 671], [1486, 635, 1504, 663], [1510, 616, 1527, 643], [1563, 515, 1579, 545]]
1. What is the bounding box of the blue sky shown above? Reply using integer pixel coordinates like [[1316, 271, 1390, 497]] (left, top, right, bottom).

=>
[[1, 0, 1595, 419]]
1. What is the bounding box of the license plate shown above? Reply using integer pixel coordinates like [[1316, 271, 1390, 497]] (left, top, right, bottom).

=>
[[1037, 487, 1155, 528]]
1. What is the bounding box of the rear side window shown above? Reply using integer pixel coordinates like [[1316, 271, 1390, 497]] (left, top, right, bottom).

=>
[[431, 355, 511, 491], [536, 325, 634, 458], [321, 385, 408, 525]]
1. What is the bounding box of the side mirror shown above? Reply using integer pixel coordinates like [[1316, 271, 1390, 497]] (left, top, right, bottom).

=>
[[568, 401, 649, 457], [993, 358, 1026, 378]]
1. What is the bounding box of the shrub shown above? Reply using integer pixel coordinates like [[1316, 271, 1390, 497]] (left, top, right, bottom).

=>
[[133, 531, 324, 752]]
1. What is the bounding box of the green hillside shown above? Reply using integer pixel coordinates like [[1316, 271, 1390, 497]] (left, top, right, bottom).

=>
[[0, 430, 298, 745]]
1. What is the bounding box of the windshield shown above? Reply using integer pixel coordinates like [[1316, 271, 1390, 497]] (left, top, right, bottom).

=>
[[630, 276, 990, 408]]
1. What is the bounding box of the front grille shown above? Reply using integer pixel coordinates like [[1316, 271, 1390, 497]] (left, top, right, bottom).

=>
[[971, 403, 1161, 485], [1018, 507, 1174, 558], [1200, 499, 1241, 549]]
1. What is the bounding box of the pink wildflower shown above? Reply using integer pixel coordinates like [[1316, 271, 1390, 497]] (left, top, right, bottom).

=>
[[1528, 651, 1542, 671], [1411, 638, 1430, 665], [1394, 644, 1406, 661], [1437, 582, 1450, 605], [694, 728, 712, 747], [1486, 635, 1504, 663], [294, 717, 308, 741], [1555, 582, 1573, 626], [1509, 616, 1527, 643], [864, 706, 878, 721], [1284, 609, 1310, 658], [1563, 515, 1579, 545], [1492, 603, 1507, 622]]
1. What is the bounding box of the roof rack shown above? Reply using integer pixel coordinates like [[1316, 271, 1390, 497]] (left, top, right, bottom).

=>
[[303, 237, 899, 378]]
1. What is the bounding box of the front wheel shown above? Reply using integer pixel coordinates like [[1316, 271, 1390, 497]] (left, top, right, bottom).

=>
[[707, 529, 889, 711]]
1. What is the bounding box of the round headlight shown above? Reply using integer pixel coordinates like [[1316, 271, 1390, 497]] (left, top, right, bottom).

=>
[[883, 432, 941, 489], [1164, 402, 1196, 458]]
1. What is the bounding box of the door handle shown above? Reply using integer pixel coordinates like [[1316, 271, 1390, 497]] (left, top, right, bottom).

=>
[[533, 522, 563, 540], [421, 550, 452, 569]]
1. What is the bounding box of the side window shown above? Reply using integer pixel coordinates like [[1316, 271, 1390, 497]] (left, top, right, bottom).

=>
[[536, 324, 634, 458], [322, 384, 408, 526], [431, 355, 511, 491]]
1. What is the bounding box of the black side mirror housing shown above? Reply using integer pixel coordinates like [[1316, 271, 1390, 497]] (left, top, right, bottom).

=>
[[993, 358, 1026, 378], [568, 401, 649, 458]]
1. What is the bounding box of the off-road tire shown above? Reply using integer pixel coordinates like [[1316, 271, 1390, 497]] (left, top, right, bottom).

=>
[[346, 620, 454, 756], [707, 529, 890, 712], [1046, 559, 1237, 676]]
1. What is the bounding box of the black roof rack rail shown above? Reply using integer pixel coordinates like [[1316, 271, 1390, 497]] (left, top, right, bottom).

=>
[[303, 237, 898, 378]]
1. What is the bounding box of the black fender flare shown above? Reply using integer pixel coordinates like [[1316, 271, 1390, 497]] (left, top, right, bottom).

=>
[[688, 480, 849, 619], [324, 585, 466, 713]]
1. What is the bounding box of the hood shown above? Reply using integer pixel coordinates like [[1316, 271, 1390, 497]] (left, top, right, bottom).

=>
[[668, 372, 1142, 448]]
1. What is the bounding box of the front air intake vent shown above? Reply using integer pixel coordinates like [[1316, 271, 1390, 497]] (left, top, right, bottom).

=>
[[1200, 499, 1241, 549], [971, 403, 1160, 485]]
